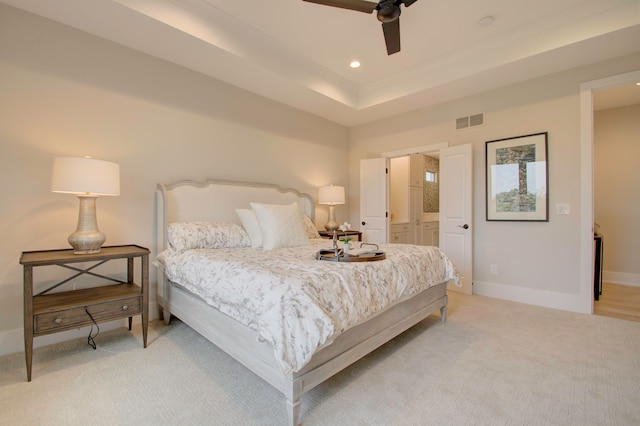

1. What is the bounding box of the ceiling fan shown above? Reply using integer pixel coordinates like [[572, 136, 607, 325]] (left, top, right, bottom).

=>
[[302, 0, 419, 55]]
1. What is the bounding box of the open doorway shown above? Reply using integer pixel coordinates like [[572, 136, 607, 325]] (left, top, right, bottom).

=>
[[371, 143, 473, 295], [591, 80, 640, 322], [580, 69, 640, 315], [388, 153, 439, 245], [382, 143, 447, 245]]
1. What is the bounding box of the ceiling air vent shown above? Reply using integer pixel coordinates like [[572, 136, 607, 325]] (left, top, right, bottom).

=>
[[456, 113, 485, 130]]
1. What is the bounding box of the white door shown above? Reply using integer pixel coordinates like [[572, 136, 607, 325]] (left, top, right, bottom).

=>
[[439, 144, 473, 294], [360, 158, 389, 243]]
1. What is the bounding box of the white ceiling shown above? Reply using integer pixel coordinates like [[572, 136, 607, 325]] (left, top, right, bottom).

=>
[[3, 0, 640, 125]]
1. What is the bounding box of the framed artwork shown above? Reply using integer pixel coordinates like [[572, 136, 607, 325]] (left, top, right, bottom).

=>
[[486, 132, 548, 221]]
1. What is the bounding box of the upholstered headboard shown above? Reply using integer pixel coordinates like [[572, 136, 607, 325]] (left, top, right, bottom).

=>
[[156, 179, 315, 252]]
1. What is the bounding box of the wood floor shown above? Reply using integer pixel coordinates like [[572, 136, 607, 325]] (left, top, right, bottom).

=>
[[594, 282, 640, 322]]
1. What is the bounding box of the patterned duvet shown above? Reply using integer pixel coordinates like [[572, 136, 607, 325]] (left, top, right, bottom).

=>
[[155, 239, 458, 375]]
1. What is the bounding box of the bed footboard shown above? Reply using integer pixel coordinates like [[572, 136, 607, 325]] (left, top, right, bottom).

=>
[[159, 280, 448, 426], [285, 282, 448, 425]]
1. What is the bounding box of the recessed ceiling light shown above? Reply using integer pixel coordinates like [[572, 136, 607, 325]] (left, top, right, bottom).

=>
[[349, 60, 361, 69]]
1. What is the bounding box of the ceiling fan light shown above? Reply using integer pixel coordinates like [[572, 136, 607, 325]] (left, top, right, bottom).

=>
[[377, 3, 401, 22]]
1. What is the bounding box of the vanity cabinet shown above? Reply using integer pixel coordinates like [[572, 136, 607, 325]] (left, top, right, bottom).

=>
[[422, 222, 439, 247], [390, 223, 410, 243]]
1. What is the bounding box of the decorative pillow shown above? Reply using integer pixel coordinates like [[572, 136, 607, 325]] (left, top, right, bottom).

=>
[[236, 208, 263, 248], [250, 202, 310, 250], [167, 221, 251, 252], [301, 214, 321, 239]]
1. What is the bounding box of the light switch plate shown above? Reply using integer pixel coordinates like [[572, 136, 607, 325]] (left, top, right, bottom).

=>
[[556, 203, 570, 215]]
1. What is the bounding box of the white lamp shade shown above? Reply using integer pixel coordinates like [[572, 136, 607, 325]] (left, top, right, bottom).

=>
[[318, 185, 345, 205], [52, 157, 120, 196]]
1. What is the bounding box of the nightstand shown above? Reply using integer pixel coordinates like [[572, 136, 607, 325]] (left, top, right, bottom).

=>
[[20, 245, 149, 381], [318, 230, 363, 241]]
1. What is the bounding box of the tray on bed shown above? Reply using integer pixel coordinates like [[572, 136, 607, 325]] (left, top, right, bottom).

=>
[[315, 248, 386, 262]]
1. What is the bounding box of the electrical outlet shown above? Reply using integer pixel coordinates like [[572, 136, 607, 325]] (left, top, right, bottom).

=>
[[490, 264, 498, 275], [556, 203, 570, 215]]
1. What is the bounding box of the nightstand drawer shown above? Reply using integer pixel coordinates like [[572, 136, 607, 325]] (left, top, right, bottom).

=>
[[34, 296, 141, 334]]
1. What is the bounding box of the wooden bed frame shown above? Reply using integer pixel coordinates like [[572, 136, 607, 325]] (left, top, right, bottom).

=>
[[155, 179, 449, 425]]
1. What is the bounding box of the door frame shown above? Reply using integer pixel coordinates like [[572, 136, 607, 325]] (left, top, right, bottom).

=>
[[382, 142, 449, 243], [579, 69, 640, 314], [381, 142, 449, 159]]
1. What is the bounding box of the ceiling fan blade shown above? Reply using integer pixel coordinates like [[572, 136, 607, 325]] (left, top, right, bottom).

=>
[[302, 0, 377, 14], [401, 0, 419, 7], [382, 19, 400, 55]]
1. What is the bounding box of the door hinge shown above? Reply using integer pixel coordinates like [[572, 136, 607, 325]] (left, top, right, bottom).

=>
[[386, 212, 389, 217], [385, 168, 388, 174]]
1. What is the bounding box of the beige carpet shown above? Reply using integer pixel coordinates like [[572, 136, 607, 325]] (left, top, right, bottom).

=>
[[1, 292, 639, 425]]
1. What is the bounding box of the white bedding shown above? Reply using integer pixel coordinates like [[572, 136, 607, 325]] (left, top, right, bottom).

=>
[[155, 239, 458, 375]]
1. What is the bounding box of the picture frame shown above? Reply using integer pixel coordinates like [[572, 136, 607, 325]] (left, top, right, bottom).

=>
[[486, 132, 548, 221]]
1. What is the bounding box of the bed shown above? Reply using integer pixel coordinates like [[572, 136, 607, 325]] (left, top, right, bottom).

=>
[[154, 178, 459, 425]]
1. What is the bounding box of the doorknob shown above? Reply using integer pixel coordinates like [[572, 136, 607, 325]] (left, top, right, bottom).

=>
[[457, 224, 469, 229], [362, 221, 366, 226]]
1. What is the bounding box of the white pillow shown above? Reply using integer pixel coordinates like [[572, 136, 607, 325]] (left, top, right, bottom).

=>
[[301, 214, 321, 239], [250, 202, 310, 250], [236, 208, 263, 248], [167, 221, 251, 252]]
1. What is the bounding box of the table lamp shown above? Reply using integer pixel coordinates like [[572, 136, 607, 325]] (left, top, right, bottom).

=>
[[51, 156, 120, 254], [318, 185, 345, 231]]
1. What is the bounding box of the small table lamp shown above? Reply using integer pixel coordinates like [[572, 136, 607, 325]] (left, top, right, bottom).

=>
[[318, 185, 345, 231], [51, 157, 120, 254]]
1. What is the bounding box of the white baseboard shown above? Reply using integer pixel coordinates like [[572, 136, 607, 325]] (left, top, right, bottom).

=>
[[603, 271, 640, 287], [473, 280, 589, 314]]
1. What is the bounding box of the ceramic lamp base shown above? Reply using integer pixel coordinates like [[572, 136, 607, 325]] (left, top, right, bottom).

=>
[[68, 195, 106, 254], [324, 204, 339, 231]]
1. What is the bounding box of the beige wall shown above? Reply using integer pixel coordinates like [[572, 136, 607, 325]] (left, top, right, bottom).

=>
[[594, 104, 640, 285], [348, 54, 640, 311], [0, 5, 349, 355]]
